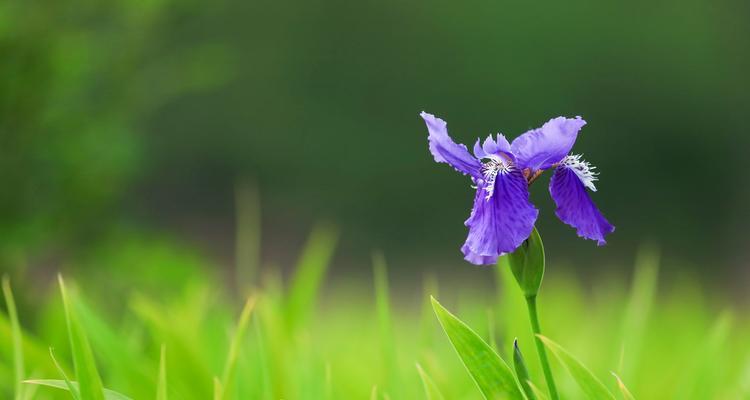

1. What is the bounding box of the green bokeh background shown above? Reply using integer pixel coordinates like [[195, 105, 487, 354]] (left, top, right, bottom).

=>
[[2, 0, 749, 279]]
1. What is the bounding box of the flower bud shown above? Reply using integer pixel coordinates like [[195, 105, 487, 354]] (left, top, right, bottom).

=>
[[508, 226, 545, 298]]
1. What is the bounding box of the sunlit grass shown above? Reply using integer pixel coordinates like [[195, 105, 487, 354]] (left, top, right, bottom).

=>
[[1, 232, 749, 399]]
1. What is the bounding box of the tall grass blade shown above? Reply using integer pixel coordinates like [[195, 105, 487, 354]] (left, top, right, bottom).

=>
[[220, 295, 257, 399], [284, 224, 338, 330], [513, 340, 537, 400], [618, 246, 658, 382], [526, 380, 549, 400], [235, 177, 262, 293], [415, 363, 444, 400], [2, 276, 24, 400], [24, 380, 132, 400], [58, 275, 106, 400], [373, 252, 399, 394], [212, 377, 222, 400], [49, 347, 81, 400], [611, 372, 635, 400], [537, 335, 615, 400], [431, 297, 526, 400], [156, 345, 167, 400]]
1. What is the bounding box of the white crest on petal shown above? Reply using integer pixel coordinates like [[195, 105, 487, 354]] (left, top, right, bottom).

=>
[[561, 154, 599, 191], [480, 159, 512, 200]]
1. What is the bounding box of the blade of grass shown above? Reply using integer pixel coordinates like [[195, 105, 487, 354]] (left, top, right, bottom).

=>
[[513, 340, 537, 400], [220, 295, 257, 399], [49, 347, 80, 400], [617, 246, 658, 382], [58, 275, 106, 400], [284, 224, 338, 330], [431, 297, 526, 400], [415, 363, 445, 400], [537, 335, 615, 400], [156, 345, 167, 400], [24, 380, 132, 400], [235, 177, 261, 294], [2, 275, 24, 400], [373, 252, 399, 395], [611, 372, 635, 400], [527, 380, 549, 400], [212, 377, 222, 400]]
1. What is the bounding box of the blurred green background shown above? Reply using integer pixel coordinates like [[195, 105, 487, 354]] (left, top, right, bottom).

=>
[[2, 0, 749, 282]]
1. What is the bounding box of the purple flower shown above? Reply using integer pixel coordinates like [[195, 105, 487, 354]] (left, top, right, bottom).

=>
[[421, 111, 614, 265]]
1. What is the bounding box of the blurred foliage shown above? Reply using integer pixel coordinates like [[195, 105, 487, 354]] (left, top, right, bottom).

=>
[[1, 0, 749, 271], [0, 0, 234, 261], [142, 0, 750, 270], [1, 231, 749, 399]]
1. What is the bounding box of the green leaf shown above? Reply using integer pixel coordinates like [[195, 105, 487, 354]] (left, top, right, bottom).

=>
[[513, 340, 537, 400], [219, 296, 257, 399], [526, 380, 549, 400], [373, 252, 399, 395], [2, 276, 24, 400], [49, 347, 81, 400], [156, 345, 167, 400], [58, 275, 106, 400], [284, 224, 338, 330], [537, 335, 615, 400], [508, 227, 545, 298], [415, 363, 445, 400], [611, 372, 635, 400], [431, 297, 526, 400], [24, 380, 132, 400]]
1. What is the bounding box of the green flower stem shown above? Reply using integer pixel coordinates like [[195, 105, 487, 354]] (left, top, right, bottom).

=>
[[525, 295, 559, 400]]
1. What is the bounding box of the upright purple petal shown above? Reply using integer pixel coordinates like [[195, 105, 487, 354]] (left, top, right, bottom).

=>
[[511, 117, 586, 171], [549, 165, 614, 245], [461, 169, 538, 265], [421, 111, 482, 178]]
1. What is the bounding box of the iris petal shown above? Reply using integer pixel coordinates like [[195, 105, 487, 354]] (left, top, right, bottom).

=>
[[421, 111, 482, 178], [511, 117, 586, 171], [549, 164, 614, 245], [461, 169, 538, 265]]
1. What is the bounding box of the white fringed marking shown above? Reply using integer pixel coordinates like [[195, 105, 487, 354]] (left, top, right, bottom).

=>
[[561, 154, 598, 191], [480, 159, 512, 200]]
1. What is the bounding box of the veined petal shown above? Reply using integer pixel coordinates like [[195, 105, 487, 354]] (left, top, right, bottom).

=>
[[483, 134, 512, 158], [549, 161, 614, 245], [421, 111, 482, 178], [511, 116, 586, 171], [462, 169, 538, 265]]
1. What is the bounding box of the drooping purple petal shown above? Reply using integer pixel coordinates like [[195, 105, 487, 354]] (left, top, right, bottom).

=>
[[511, 117, 586, 171], [461, 169, 538, 265], [421, 111, 482, 178], [549, 164, 614, 245]]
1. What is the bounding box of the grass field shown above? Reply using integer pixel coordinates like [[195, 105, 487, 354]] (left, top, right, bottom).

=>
[[1, 225, 749, 399]]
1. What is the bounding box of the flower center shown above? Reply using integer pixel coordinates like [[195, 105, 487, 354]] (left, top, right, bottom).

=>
[[480, 158, 511, 200]]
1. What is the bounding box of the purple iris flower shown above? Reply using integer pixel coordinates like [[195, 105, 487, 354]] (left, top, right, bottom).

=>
[[421, 111, 614, 265]]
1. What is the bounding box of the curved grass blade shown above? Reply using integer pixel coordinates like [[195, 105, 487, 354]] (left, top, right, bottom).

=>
[[526, 380, 549, 400], [513, 340, 537, 400], [157, 345, 167, 400], [373, 252, 399, 395], [537, 335, 615, 400], [284, 224, 338, 331], [58, 275, 106, 400], [2, 276, 24, 400], [48, 348, 80, 400], [24, 380, 132, 400], [415, 363, 444, 400], [611, 372, 635, 400], [220, 295, 257, 399], [431, 297, 526, 400]]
